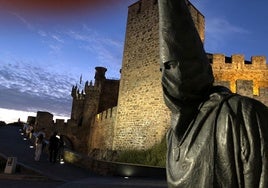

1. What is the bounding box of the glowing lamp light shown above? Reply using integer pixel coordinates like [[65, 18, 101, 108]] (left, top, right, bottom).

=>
[[121, 166, 135, 177], [29, 145, 34, 149], [23, 138, 27, 141]]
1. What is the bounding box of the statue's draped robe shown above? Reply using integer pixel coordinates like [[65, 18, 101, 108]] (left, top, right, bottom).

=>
[[158, 0, 268, 187], [163, 84, 268, 187]]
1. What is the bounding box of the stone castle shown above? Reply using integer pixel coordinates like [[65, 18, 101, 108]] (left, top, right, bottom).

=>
[[33, 0, 268, 157]]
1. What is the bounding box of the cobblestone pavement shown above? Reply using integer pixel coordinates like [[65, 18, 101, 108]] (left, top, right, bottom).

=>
[[0, 125, 167, 188]]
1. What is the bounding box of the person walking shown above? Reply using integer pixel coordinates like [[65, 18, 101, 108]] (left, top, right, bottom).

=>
[[34, 134, 44, 161], [36, 128, 47, 151], [48, 131, 59, 163], [57, 135, 64, 163]]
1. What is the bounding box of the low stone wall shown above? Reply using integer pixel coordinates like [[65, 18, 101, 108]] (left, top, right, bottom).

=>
[[63, 149, 166, 179]]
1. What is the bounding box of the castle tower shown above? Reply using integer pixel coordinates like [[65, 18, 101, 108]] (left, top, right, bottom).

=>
[[113, 0, 205, 150], [70, 85, 85, 126], [94, 66, 107, 87], [82, 80, 101, 127], [70, 67, 106, 127], [80, 66, 107, 127], [35, 111, 53, 129]]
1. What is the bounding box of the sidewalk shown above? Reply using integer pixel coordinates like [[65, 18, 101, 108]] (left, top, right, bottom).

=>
[[0, 125, 168, 188]]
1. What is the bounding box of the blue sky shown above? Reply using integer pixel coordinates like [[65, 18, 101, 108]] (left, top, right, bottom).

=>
[[0, 0, 267, 123]]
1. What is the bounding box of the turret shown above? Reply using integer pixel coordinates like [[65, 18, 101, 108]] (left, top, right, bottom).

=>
[[71, 85, 78, 98], [94, 67, 107, 87]]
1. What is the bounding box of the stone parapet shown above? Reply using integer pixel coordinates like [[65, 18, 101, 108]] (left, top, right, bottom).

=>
[[212, 54, 268, 96]]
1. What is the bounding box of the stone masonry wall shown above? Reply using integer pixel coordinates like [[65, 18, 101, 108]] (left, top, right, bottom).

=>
[[212, 54, 268, 106], [70, 97, 84, 126], [35, 111, 53, 129], [98, 80, 120, 113], [66, 67, 119, 153], [82, 85, 100, 127], [89, 107, 117, 150], [113, 0, 205, 150]]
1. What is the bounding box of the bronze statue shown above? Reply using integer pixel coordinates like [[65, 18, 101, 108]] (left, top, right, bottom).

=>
[[158, 0, 268, 187]]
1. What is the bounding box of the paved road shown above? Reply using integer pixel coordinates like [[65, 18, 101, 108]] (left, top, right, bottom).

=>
[[0, 125, 168, 188]]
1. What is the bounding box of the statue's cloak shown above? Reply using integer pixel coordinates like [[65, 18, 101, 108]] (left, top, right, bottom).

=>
[[158, 0, 268, 187], [165, 86, 268, 187]]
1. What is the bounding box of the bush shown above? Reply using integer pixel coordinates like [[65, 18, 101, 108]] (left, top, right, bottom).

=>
[[116, 138, 166, 167]]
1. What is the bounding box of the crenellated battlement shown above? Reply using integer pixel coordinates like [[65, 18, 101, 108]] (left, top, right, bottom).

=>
[[90, 107, 117, 150], [211, 53, 268, 96], [94, 107, 117, 124], [71, 80, 101, 100], [71, 85, 85, 100], [127, 0, 205, 42], [128, 0, 202, 16], [211, 54, 267, 70], [128, 0, 158, 16], [84, 81, 101, 95]]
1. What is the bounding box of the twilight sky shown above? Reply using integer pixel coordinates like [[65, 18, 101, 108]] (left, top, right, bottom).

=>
[[0, 0, 268, 123]]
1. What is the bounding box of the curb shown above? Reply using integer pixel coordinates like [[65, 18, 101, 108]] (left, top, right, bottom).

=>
[[0, 173, 51, 181]]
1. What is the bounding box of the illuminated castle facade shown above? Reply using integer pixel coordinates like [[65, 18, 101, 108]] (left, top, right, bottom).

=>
[[34, 0, 268, 156]]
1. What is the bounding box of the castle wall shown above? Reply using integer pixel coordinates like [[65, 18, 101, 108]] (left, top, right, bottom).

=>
[[55, 119, 65, 127], [82, 84, 100, 127], [35, 111, 53, 130], [64, 67, 120, 154], [70, 96, 84, 126], [255, 87, 268, 105], [214, 79, 268, 106], [34, 106, 117, 158], [212, 54, 268, 106], [27, 116, 36, 125], [113, 0, 205, 150], [98, 80, 120, 113], [34, 116, 93, 153], [89, 107, 117, 150]]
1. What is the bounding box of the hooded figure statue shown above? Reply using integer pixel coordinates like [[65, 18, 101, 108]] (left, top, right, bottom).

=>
[[158, 0, 268, 187]]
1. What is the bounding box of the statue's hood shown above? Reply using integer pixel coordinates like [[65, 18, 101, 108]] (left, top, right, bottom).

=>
[[159, 0, 214, 103]]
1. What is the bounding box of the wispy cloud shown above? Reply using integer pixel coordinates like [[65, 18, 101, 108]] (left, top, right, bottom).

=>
[[207, 18, 249, 35], [67, 25, 123, 68], [205, 17, 249, 52], [9, 13, 123, 72], [0, 60, 74, 115], [10, 12, 34, 30], [67, 29, 96, 43], [0, 60, 74, 98], [38, 30, 47, 37], [48, 44, 62, 55], [39, 31, 66, 55], [51, 34, 65, 43], [10, 12, 65, 56]]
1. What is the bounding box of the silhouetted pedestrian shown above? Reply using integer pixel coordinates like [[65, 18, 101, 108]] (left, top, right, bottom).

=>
[[34, 134, 43, 161], [36, 128, 46, 151], [57, 135, 64, 162], [48, 131, 59, 163]]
